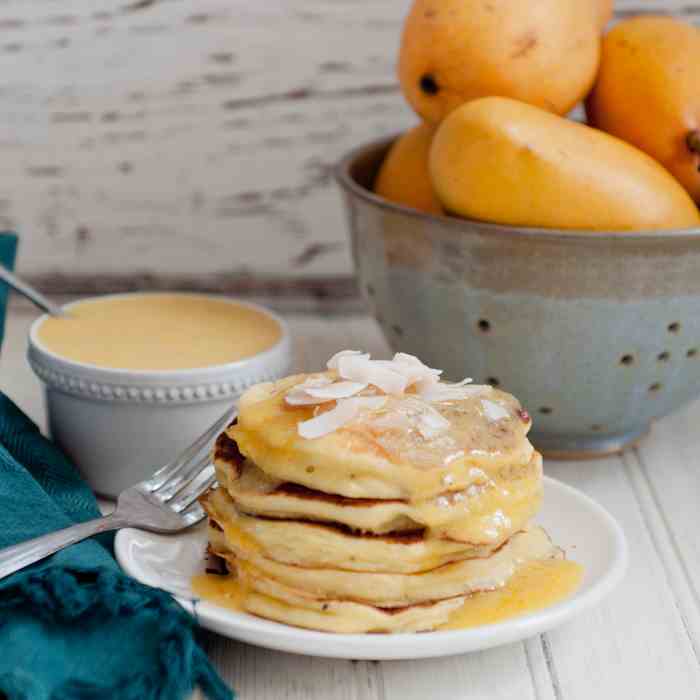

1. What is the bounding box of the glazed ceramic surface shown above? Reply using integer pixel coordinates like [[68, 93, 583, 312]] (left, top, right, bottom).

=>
[[27, 294, 292, 497], [336, 139, 700, 457]]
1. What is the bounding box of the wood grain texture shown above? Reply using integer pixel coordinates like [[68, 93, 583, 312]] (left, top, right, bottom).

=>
[[1, 0, 696, 293]]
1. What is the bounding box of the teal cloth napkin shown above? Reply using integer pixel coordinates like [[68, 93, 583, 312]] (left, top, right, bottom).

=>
[[0, 232, 19, 347], [0, 394, 233, 700]]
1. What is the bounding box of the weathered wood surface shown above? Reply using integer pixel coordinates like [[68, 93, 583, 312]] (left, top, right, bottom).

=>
[[3, 303, 700, 700], [0, 0, 696, 294]]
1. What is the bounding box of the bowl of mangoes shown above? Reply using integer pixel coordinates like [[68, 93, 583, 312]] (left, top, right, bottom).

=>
[[336, 1, 700, 458]]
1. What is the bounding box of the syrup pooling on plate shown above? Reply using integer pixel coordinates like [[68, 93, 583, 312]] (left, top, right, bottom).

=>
[[191, 558, 583, 632], [37, 293, 281, 371], [439, 558, 584, 630], [196, 350, 582, 633]]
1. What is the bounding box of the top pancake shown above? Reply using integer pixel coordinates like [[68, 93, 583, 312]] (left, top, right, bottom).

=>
[[213, 433, 543, 544], [230, 373, 534, 500]]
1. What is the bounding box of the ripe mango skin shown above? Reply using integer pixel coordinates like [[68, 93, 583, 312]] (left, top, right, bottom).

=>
[[429, 97, 700, 231], [596, 0, 614, 29], [586, 16, 700, 203], [398, 0, 600, 124], [374, 123, 443, 214]]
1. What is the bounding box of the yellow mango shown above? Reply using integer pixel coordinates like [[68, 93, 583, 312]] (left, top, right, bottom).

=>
[[586, 16, 700, 203], [429, 97, 700, 231], [374, 123, 443, 214], [398, 0, 600, 124], [596, 0, 614, 29]]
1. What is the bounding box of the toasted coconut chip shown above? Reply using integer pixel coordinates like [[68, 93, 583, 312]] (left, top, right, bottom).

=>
[[305, 381, 368, 400], [419, 382, 491, 402], [327, 350, 369, 370], [481, 398, 510, 422], [291, 350, 508, 439], [285, 393, 335, 406], [298, 396, 388, 439], [414, 402, 451, 439], [337, 355, 408, 395], [300, 376, 334, 388], [388, 353, 442, 385], [285, 376, 337, 405], [370, 396, 451, 440]]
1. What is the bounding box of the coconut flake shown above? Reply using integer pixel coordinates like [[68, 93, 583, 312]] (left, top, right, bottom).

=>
[[293, 349, 504, 439], [285, 376, 367, 406], [420, 381, 491, 402], [296, 376, 334, 390], [285, 376, 335, 405], [297, 399, 359, 439], [305, 381, 368, 400], [327, 350, 369, 370], [297, 396, 387, 439], [285, 392, 331, 406], [392, 352, 442, 377], [481, 398, 510, 422], [417, 404, 451, 438], [337, 355, 408, 395], [391, 353, 442, 384]]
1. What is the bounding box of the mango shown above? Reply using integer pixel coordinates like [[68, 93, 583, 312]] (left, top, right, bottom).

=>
[[429, 97, 700, 231], [586, 16, 700, 203], [398, 0, 600, 124], [596, 0, 614, 29], [374, 123, 443, 214]]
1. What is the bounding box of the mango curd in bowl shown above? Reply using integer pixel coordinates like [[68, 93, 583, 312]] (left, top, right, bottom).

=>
[[36, 293, 282, 371]]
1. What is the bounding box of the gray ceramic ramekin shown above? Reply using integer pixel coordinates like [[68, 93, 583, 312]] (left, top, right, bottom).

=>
[[336, 137, 700, 458], [28, 293, 292, 497]]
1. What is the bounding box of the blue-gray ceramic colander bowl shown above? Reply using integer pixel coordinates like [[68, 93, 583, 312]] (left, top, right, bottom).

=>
[[336, 137, 700, 458]]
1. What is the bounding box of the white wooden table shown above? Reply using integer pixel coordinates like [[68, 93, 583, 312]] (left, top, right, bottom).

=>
[[2, 301, 700, 700]]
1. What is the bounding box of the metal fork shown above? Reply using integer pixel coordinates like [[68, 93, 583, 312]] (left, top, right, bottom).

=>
[[0, 407, 235, 580]]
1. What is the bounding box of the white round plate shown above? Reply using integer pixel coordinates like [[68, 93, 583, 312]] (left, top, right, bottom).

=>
[[115, 476, 627, 660]]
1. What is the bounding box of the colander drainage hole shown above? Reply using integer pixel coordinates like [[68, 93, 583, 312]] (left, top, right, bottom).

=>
[[539, 406, 553, 415], [657, 351, 670, 362], [668, 322, 681, 334], [477, 319, 491, 332], [620, 354, 635, 366], [687, 348, 698, 358], [649, 383, 662, 393]]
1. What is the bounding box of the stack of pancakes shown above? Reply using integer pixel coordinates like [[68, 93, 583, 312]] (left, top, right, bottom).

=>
[[201, 353, 559, 633]]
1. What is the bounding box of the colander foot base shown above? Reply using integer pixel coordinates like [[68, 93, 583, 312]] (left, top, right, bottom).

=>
[[532, 424, 650, 461]]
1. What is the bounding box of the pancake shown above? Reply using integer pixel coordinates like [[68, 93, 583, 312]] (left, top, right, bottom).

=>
[[195, 351, 579, 634], [213, 431, 543, 545], [209, 525, 559, 607], [229, 373, 534, 500], [241, 590, 466, 633], [197, 556, 468, 633], [202, 487, 500, 574]]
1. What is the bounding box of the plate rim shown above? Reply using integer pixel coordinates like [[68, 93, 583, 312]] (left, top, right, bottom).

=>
[[115, 475, 628, 659]]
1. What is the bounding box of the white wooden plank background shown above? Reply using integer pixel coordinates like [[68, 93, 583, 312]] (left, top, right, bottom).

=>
[[0, 0, 697, 293], [2, 301, 700, 700]]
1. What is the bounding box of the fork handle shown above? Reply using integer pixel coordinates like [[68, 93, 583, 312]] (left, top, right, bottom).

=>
[[0, 513, 130, 580]]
